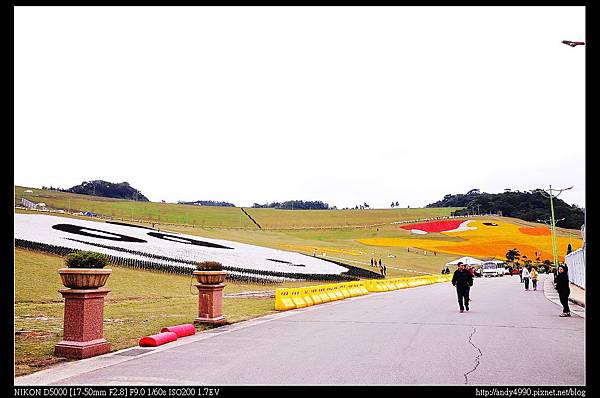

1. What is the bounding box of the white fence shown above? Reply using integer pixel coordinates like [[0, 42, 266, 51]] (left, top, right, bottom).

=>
[[565, 247, 585, 289], [21, 198, 37, 209]]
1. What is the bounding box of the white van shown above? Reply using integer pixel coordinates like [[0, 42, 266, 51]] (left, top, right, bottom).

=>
[[482, 261, 505, 277]]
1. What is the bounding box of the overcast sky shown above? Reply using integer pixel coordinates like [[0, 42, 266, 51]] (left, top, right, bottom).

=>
[[14, 6, 585, 209]]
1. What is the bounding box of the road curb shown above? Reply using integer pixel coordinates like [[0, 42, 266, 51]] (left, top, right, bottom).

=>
[[569, 297, 585, 307]]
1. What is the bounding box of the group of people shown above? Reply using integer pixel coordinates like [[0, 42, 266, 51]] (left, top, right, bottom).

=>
[[450, 261, 572, 317], [519, 265, 539, 290], [370, 258, 387, 276]]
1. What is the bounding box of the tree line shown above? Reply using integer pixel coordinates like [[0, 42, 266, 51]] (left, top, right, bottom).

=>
[[252, 200, 331, 210], [66, 180, 149, 201], [426, 189, 584, 229]]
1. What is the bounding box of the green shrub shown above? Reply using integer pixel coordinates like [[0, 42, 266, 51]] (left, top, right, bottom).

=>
[[65, 251, 109, 269], [195, 261, 223, 271]]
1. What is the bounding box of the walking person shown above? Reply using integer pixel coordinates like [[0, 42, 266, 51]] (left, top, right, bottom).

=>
[[370, 258, 374, 267], [519, 266, 523, 283], [452, 262, 473, 313], [530, 267, 539, 291], [383, 264, 387, 277], [522, 265, 531, 290], [554, 265, 571, 317]]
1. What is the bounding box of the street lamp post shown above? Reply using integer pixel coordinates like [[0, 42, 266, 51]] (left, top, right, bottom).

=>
[[535, 185, 573, 271]]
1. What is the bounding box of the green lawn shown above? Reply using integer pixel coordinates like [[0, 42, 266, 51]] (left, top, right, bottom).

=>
[[15, 186, 257, 228], [14, 249, 309, 377], [245, 207, 460, 229]]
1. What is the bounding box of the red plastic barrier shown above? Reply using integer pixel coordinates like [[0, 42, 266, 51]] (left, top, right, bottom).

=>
[[139, 331, 178, 347], [160, 324, 196, 338]]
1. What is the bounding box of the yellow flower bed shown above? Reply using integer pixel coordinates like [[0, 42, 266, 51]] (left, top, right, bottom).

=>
[[358, 219, 582, 262]]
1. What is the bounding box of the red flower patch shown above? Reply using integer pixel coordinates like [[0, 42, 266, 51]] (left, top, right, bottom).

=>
[[400, 220, 465, 233]]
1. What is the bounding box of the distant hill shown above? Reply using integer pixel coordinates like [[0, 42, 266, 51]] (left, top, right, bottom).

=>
[[426, 189, 584, 229], [67, 180, 149, 201], [177, 200, 235, 207]]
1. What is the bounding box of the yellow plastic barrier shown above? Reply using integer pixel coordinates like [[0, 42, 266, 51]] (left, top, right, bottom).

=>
[[376, 280, 390, 291], [301, 287, 314, 306], [384, 280, 397, 290], [393, 278, 409, 289], [364, 280, 377, 292], [338, 283, 351, 298], [318, 286, 331, 302], [290, 288, 307, 308], [326, 285, 340, 301], [275, 288, 296, 311], [309, 287, 323, 305], [332, 284, 345, 300], [348, 282, 362, 297], [357, 281, 369, 294], [406, 278, 423, 287]]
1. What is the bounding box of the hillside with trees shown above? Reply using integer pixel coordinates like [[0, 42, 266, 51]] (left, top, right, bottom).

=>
[[67, 180, 149, 201], [426, 189, 584, 229]]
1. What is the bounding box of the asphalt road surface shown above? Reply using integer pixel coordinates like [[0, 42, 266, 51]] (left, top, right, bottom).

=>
[[16, 274, 584, 386]]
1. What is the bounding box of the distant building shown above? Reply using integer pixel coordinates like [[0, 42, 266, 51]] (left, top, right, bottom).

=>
[[24, 189, 33, 193]]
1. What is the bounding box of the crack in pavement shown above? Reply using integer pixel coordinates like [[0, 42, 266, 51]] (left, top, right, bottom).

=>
[[464, 327, 483, 385]]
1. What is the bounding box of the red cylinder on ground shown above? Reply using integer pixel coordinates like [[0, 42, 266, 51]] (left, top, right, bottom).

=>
[[160, 324, 196, 338], [139, 331, 178, 347]]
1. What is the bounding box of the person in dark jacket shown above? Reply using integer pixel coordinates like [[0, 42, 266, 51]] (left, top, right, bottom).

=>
[[452, 262, 474, 312], [554, 265, 571, 317]]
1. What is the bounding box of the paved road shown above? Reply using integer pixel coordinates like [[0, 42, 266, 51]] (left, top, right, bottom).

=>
[[16, 274, 584, 386]]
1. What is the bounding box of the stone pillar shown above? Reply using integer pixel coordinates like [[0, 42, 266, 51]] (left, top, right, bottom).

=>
[[54, 288, 111, 359], [194, 283, 226, 325]]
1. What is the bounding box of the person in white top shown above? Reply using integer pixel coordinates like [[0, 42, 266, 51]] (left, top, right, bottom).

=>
[[521, 266, 531, 290]]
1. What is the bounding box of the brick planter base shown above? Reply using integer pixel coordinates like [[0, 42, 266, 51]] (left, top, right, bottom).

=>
[[194, 283, 226, 325], [54, 288, 111, 359]]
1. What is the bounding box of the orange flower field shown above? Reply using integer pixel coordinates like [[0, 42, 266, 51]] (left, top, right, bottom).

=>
[[358, 219, 582, 262]]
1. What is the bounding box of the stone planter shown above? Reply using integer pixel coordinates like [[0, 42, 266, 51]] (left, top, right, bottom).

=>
[[192, 271, 227, 325], [193, 270, 227, 285], [58, 268, 112, 289]]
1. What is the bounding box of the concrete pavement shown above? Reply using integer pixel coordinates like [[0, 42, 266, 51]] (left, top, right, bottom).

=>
[[15, 274, 585, 386]]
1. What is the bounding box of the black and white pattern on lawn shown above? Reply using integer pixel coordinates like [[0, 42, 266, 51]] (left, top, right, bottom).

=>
[[15, 214, 371, 283]]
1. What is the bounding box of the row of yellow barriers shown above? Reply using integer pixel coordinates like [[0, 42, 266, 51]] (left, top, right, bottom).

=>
[[275, 274, 453, 311], [364, 274, 452, 292], [275, 281, 369, 311]]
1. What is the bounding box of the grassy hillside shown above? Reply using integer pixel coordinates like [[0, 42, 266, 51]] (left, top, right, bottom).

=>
[[245, 207, 460, 229], [15, 185, 460, 229], [15, 186, 257, 228]]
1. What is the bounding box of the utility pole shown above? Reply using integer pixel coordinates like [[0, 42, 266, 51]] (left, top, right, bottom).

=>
[[535, 185, 573, 271]]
